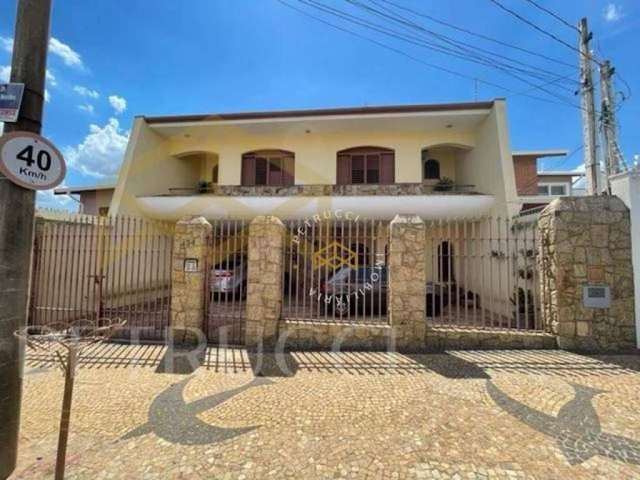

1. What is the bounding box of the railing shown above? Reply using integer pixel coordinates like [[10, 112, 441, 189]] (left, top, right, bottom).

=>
[[163, 182, 480, 196]]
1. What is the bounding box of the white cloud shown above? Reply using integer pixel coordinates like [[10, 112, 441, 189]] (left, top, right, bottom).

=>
[[63, 118, 129, 178], [36, 187, 74, 211], [77, 103, 95, 114], [0, 36, 13, 53], [46, 69, 57, 87], [45, 89, 50, 103], [0, 65, 9, 82], [73, 85, 99, 99], [49, 37, 83, 69], [603, 3, 624, 22], [108, 95, 127, 115]]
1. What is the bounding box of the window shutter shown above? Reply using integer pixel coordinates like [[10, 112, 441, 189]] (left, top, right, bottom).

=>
[[283, 155, 295, 185], [241, 155, 255, 186], [380, 152, 395, 184], [337, 155, 350, 185]]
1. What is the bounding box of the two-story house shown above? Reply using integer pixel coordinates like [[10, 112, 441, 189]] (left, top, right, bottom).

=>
[[109, 99, 518, 220]]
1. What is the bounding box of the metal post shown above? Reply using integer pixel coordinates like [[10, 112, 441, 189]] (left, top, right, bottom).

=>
[[599, 59, 622, 192], [578, 17, 600, 195], [0, 1, 52, 477]]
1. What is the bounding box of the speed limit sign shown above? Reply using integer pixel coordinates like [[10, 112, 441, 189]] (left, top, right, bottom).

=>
[[0, 131, 66, 190]]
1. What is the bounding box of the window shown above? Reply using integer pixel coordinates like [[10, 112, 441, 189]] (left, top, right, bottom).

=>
[[211, 163, 219, 184], [337, 147, 394, 185], [537, 183, 568, 196], [422, 151, 440, 180], [241, 150, 294, 186]]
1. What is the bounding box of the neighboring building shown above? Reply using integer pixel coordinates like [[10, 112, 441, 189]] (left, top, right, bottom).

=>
[[54, 185, 115, 216], [110, 99, 519, 220], [512, 150, 584, 212]]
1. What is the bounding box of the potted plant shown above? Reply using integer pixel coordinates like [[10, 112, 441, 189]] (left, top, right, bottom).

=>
[[434, 177, 454, 192], [197, 181, 211, 193]]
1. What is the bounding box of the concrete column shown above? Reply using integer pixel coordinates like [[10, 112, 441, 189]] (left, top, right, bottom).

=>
[[389, 214, 427, 352], [538, 196, 636, 351], [245, 216, 285, 350], [170, 216, 212, 344], [611, 169, 640, 348]]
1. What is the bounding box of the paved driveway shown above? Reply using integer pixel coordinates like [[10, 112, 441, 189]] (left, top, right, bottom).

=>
[[11, 345, 640, 479]]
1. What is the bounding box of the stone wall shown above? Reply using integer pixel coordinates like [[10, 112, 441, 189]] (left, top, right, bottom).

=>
[[188, 183, 482, 197], [170, 216, 211, 344], [425, 326, 556, 351], [280, 320, 393, 351], [245, 216, 285, 350], [538, 196, 636, 351], [389, 215, 427, 352]]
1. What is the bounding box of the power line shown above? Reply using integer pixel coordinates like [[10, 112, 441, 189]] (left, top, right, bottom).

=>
[[520, 0, 578, 32], [360, 0, 577, 83], [376, 0, 576, 69], [304, 0, 582, 106], [276, 0, 590, 112], [487, 0, 602, 65]]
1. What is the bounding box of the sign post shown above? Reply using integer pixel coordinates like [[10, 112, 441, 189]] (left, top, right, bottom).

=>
[[0, 83, 25, 122], [0, 132, 66, 190]]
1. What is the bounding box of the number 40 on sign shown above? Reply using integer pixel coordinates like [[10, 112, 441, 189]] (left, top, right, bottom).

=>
[[0, 131, 66, 190]]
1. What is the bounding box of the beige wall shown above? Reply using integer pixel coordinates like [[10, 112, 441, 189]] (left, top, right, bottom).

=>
[[112, 103, 515, 218]]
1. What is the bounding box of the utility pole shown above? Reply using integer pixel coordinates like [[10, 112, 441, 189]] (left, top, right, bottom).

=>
[[599, 59, 622, 192], [0, 1, 52, 478], [578, 17, 599, 195]]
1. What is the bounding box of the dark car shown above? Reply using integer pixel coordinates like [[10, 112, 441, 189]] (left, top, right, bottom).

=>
[[320, 265, 474, 317]]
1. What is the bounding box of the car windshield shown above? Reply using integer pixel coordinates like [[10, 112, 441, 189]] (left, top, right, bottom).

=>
[[214, 254, 245, 269]]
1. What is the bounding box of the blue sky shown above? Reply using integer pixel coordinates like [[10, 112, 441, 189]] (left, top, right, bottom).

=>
[[0, 0, 637, 209]]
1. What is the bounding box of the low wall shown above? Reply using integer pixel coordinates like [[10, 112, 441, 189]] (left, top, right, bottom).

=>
[[424, 326, 556, 351], [280, 320, 393, 351]]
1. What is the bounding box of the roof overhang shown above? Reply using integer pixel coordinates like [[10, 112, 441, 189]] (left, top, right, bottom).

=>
[[512, 149, 569, 158], [54, 185, 116, 195], [144, 101, 495, 138]]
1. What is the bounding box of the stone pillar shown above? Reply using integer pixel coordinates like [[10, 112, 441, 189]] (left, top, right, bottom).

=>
[[538, 196, 636, 351], [170, 216, 212, 344], [245, 216, 285, 350], [389, 214, 427, 352]]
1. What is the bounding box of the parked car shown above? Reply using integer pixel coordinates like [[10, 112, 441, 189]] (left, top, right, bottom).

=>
[[210, 254, 247, 299], [320, 265, 478, 318]]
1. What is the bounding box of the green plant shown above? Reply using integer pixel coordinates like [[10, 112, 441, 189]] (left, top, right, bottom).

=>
[[434, 176, 454, 192], [197, 181, 211, 193]]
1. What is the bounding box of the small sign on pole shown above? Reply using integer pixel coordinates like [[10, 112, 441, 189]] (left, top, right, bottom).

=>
[[0, 83, 25, 122], [0, 131, 66, 190]]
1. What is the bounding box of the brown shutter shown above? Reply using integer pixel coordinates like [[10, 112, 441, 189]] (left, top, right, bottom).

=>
[[241, 155, 255, 186], [283, 155, 295, 185], [337, 154, 350, 185], [380, 152, 395, 184]]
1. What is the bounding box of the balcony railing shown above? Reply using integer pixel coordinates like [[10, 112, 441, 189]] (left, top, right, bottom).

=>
[[161, 182, 481, 197]]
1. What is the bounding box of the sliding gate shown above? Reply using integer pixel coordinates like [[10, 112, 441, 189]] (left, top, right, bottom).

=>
[[204, 219, 248, 345], [29, 215, 174, 341]]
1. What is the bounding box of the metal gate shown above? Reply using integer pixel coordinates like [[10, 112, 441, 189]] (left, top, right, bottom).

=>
[[204, 219, 247, 345], [29, 215, 174, 341], [424, 215, 542, 331], [282, 217, 389, 324]]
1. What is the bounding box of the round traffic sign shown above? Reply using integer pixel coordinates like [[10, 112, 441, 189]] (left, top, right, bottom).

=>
[[0, 131, 66, 190]]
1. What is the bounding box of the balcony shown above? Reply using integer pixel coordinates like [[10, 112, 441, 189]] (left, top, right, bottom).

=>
[[135, 183, 495, 221]]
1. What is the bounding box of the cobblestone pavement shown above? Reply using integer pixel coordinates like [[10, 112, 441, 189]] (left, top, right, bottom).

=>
[[10, 345, 640, 479]]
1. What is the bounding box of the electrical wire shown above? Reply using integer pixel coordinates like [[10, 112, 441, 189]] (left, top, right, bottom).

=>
[[349, 0, 578, 87], [295, 0, 580, 106], [487, 0, 602, 65], [375, 0, 577, 69], [276, 0, 591, 112], [520, 0, 578, 32]]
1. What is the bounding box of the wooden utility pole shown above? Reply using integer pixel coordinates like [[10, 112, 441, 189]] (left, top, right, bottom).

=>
[[599, 60, 622, 192], [578, 17, 599, 195], [0, 1, 52, 478]]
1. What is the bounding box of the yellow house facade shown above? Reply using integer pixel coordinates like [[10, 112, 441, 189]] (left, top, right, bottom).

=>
[[110, 99, 518, 221]]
